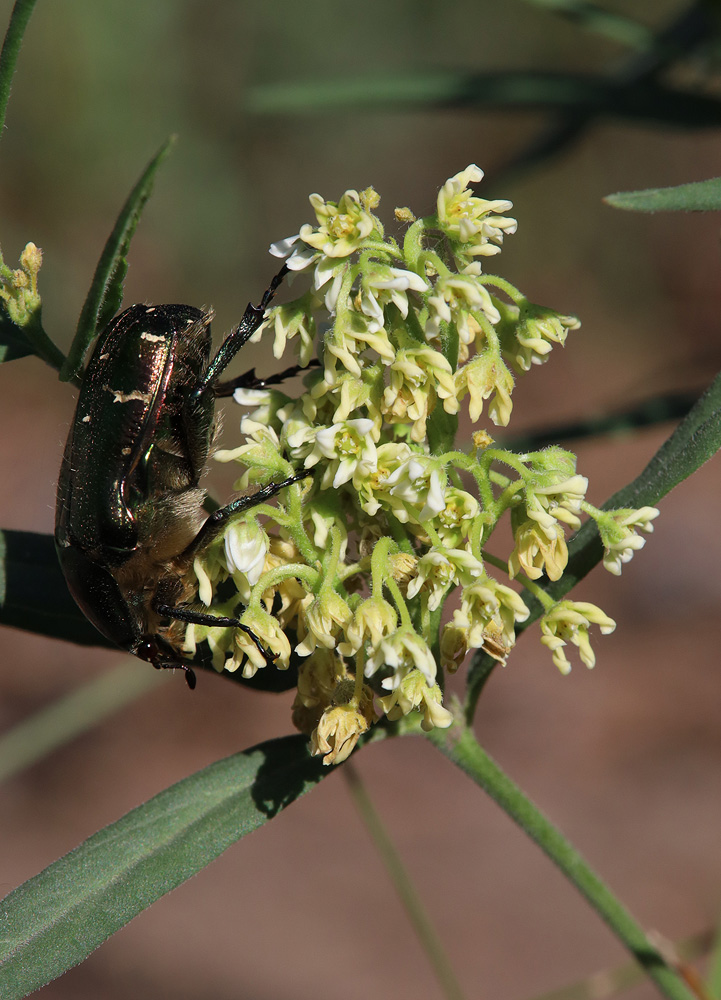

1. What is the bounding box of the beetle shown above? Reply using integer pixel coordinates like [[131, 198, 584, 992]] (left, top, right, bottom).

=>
[[55, 266, 310, 689]]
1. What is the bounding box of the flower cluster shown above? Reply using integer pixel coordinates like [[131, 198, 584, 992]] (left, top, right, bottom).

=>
[[188, 166, 658, 764], [0, 242, 42, 326]]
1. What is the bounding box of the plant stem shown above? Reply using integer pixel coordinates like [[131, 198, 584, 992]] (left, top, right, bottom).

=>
[[0, 0, 37, 135], [344, 762, 467, 1000], [427, 721, 698, 1000], [0, 664, 167, 783]]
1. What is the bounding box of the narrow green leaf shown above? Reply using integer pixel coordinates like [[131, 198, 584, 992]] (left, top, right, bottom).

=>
[[0, 666, 168, 784], [0, 0, 38, 137], [247, 71, 721, 130], [516, 0, 653, 50], [0, 734, 326, 998], [504, 389, 698, 452], [0, 310, 32, 362], [605, 178, 721, 213], [0, 529, 109, 646], [60, 136, 176, 383]]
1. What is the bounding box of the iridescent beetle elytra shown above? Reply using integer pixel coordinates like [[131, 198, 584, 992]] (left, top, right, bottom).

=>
[[55, 266, 310, 689]]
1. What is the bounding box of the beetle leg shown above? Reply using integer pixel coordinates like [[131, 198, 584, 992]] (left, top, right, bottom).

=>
[[135, 638, 198, 689], [196, 264, 289, 396], [182, 470, 312, 558], [153, 602, 276, 664], [214, 358, 322, 397]]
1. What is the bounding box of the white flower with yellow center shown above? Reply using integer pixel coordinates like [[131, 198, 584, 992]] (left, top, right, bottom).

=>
[[253, 296, 317, 365], [301, 189, 376, 258], [508, 305, 580, 372], [295, 589, 353, 657], [325, 311, 396, 381], [540, 601, 616, 674], [452, 576, 530, 661], [436, 488, 480, 547], [382, 346, 458, 442], [359, 265, 429, 332], [338, 596, 398, 657], [304, 417, 378, 490], [526, 474, 589, 534], [383, 453, 447, 523], [230, 609, 293, 676], [310, 686, 375, 765], [437, 164, 517, 254]]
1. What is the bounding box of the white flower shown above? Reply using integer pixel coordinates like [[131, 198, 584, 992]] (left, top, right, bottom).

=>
[[600, 507, 660, 576], [425, 274, 501, 341], [305, 417, 379, 490], [224, 520, 270, 587], [406, 548, 484, 611], [360, 266, 429, 332], [540, 600, 616, 674], [384, 454, 447, 522], [365, 627, 437, 687], [378, 670, 453, 732], [437, 165, 517, 255], [269, 234, 319, 272]]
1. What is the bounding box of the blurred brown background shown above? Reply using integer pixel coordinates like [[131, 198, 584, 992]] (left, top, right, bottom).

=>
[[1, 2, 720, 998]]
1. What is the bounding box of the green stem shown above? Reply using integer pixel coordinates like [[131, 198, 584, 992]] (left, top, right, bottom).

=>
[[478, 274, 524, 304], [249, 562, 319, 604], [0, 665, 167, 783], [284, 481, 319, 566], [709, 904, 721, 998], [13, 307, 65, 372], [370, 537, 393, 596], [344, 763, 467, 1000], [385, 576, 413, 629], [0, 0, 37, 136], [428, 722, 699, 1000]]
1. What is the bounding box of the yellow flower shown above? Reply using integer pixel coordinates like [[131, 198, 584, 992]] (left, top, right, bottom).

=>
[[540, 600, 616, 674], [338, 596, 398, 657], [436, 165, 517, 255], [508, 518, 569, 582], [300, 189, 376, 258], [455, 352, 515, 425], [310, 684, 375, 765], [379, 669, 453, 732]]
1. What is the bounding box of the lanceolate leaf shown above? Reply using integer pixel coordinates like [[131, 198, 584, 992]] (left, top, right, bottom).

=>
[[0, 735, 326, 999], [60, 136, 176, 383], [0, 529, 105, 646], [605, 177, 721, 213], [247, 71, 721, 130]]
